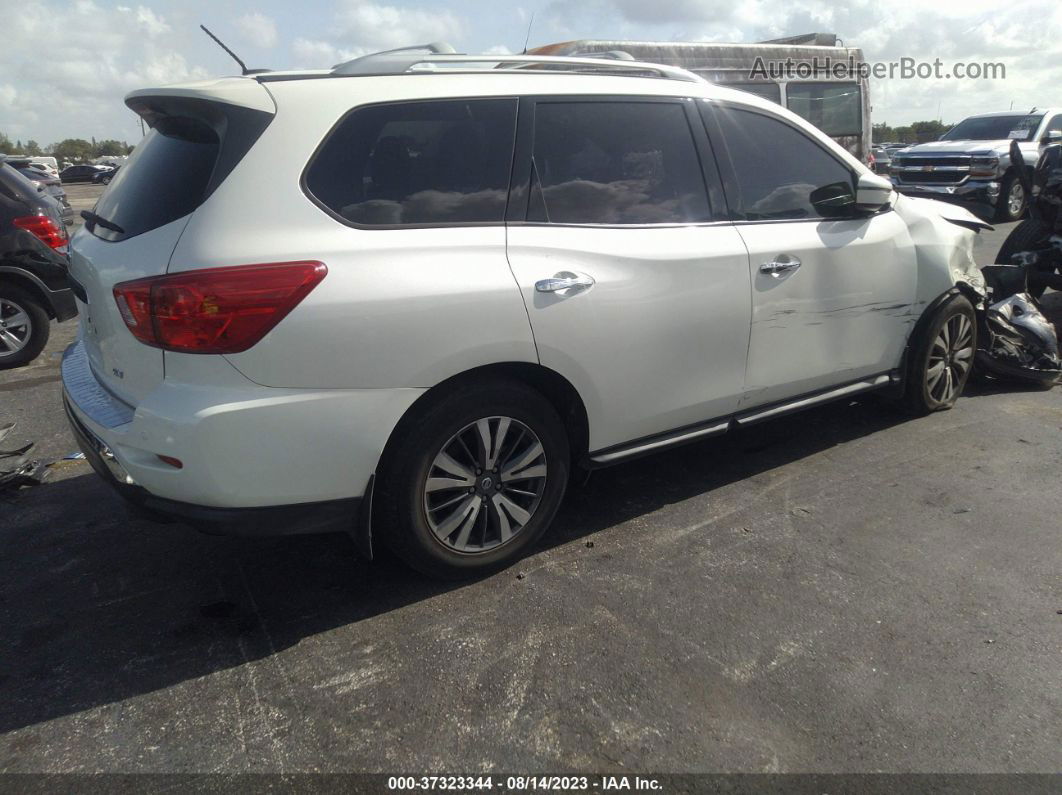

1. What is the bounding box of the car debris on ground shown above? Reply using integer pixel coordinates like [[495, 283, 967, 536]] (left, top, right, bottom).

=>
[[0, 422, 48, 493]]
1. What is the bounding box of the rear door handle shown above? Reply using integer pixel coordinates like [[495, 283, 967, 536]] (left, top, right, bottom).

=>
[[535, 271, 595, 293], [759, 254, 801, 278]]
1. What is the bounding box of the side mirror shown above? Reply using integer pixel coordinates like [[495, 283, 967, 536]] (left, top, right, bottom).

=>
[[854, 172, 893, 212], [1042, 130, 1062, 145], [810, 182, 857, 218]]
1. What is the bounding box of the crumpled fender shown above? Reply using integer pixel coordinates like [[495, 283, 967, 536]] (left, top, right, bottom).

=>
[[892, 193, 988, 300]]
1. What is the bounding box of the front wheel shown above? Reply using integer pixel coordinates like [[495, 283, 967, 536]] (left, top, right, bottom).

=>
[[903, 294, 977, 415], [995, 172, 1027, 222], [376, 381, 570, 579]]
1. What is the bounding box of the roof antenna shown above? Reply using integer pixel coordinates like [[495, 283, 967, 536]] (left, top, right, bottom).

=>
[[522, 12, 535, 55], [200, 24, 270, 75]]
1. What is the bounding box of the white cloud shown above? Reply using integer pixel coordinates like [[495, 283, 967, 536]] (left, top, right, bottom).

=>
[[0, 0, 206, 144], [236, 12, 278, 49], [289, 1, 463, 68], [133, 5, 169, 36], [291, 37, 365, 68], [3, 0, 1062, 144], [332, 0, 462, 52]]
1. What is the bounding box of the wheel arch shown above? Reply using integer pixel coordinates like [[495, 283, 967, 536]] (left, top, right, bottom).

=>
[[361, 361, 589, 563], [380, 362, 591, 470], [0, 269, 56, 319], [899, 285, 979, 392]]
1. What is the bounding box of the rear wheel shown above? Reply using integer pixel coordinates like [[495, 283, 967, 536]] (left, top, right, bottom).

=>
[[903, 294, 977, 414], [0, 287, 50, 369], [376, 381, 569, 579]]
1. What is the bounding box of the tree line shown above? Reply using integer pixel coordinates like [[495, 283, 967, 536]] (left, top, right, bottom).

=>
[[0, 131, 134, 163], [872, 120, 952, 144]]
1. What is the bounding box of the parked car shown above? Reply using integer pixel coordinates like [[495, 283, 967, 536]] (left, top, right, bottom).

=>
[[59, 164, 111, 183], [26, 157, 60, 178], [4, 158, 73, 220], [19, 161, 60, 180], [870, 145, 892, 174], [63, 50, 989, 577], [890, 109, 1062, 222], [92, 166, 119, 185], [0, 163, 76, 368]]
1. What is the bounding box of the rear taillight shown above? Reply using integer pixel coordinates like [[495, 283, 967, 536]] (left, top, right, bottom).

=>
[[13, 214, 68, 249], [112, 261, 327, 354]]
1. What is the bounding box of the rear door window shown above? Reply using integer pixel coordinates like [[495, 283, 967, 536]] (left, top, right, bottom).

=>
[[707, 105, 855, 221], [89, 116, 219, 241], [527, 101, 712, 225], [304, 99, 518, 227]]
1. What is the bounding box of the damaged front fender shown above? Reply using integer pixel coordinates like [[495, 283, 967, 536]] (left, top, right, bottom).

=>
[[892, 193, 988, 303]]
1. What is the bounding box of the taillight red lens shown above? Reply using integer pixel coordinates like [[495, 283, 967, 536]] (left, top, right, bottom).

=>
[[13, 214, 68, 249], [112, 262, 327, 354]]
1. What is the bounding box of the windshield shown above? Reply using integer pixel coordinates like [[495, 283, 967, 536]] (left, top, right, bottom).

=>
[[785, 83, 862, 137], [941, 114, 1043, 141]]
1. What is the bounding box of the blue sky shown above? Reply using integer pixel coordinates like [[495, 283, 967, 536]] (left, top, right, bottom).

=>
[[3, 0, 1062, 145]]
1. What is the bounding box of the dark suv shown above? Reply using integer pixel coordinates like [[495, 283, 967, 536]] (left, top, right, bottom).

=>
[[0, 162, 77, 367]]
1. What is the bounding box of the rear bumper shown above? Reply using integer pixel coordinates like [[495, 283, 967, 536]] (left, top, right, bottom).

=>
[[60, 338, 423, 541], [63, 391, 363, 536], [891, 178, 999, 221]]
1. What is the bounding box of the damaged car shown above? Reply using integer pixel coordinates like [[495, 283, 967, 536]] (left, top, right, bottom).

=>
[[63, 50, 996, 576], [976, 140, 1062, 386]]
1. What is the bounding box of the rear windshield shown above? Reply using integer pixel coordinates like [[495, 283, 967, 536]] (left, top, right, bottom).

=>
[[89, 116, 219, 241], [0, 162, 38, 201]]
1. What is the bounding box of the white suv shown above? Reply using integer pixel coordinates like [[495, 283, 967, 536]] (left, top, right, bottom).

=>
[[63, 51, 988, 577]]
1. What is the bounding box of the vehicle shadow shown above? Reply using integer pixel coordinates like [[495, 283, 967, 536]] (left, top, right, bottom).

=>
[[0, 395, 924, 735]]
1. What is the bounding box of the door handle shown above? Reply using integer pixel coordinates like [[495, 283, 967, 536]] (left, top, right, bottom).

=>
[[535, 271, 595, 293], [759, 254, 801, 278]]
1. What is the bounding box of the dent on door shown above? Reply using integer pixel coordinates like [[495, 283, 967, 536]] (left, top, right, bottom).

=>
[[737, 212, 920, 407]]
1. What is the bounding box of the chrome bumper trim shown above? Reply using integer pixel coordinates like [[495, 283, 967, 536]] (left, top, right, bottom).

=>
[[61, 340, 134, 428]]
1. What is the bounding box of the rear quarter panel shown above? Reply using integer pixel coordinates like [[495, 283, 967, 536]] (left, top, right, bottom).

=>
[[168, 77, 538, 389]]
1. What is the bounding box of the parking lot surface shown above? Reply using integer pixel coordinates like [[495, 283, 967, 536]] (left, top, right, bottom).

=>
[[1, 191, 1060, 773]]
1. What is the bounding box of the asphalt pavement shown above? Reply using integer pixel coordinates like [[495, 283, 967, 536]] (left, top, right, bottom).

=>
[[1, 190, 1059, 774]]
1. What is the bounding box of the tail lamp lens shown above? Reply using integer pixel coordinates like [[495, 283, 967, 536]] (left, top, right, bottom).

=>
[[112, 262, 327, 354], [13, 214, 68, 249]]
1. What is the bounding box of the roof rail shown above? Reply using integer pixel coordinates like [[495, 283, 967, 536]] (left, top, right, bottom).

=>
[[330, 52, 705, 82]]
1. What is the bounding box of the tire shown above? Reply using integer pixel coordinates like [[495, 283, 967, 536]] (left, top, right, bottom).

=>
[[0, 287, 50, 369], [996, 218, 1051, 298], [995, 172, 1028, 223], [903, 294, 977, 415], [375, 380, 570, 579], [100, 175, 111, 185]]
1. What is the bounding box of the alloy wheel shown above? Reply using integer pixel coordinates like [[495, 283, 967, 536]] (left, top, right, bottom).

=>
[[423, 416, 548, 553], [926, 313, 974, 403], [1008, 181, 1025, 217], [0, 298, 33, 358]]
